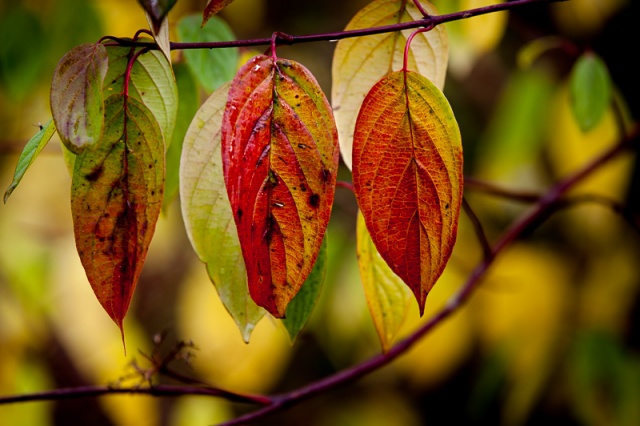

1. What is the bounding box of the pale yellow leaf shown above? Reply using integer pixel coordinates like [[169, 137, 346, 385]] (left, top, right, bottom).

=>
[[331, 0, 448, 170]]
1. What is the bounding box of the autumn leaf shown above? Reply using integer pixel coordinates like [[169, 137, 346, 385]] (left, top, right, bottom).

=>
[[4, 120, 56, 203], [181, 82, 265, 341], [352, 70, 463, 315], [332, 0, 448, 170], [202, 0, 235, 27], [222, 55, 339, 317], [71, 94, 164, 334], [50, 42, 108, 153], [357, 212, 412, 351]]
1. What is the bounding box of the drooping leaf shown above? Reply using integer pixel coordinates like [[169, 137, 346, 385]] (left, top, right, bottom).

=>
[[202, 0, 235, 27], [137, 0, 177, 34], [332, 0, 448, 170], [4, 120, 56, 203], [177, 14, 238, 93], [50, 42, 108, 153], [164, 61, 199, 209], [356, 212, 412, 351], [570, 52, 611, 133], [144, 13, 172, 64], [103, 43, 178, 144], [180, 82, 265, 341], [71, 94, 164, 334], [222, 55, 339, 317], [283, 238, 327, 342], [352, 70, 463, 315]]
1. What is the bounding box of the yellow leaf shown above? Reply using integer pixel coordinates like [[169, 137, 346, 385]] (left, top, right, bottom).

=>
[[332, 0, 448, 170], [357, 212, 413, 352]]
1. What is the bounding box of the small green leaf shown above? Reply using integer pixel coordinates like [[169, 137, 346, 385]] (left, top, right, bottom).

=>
[[51, 43, 108, 153], [177, 14, 238, 93], [4, 120, 56, 203], [180, 83, 265, 342], [283, 238, 327, 342], [570, 52, 611, 132]]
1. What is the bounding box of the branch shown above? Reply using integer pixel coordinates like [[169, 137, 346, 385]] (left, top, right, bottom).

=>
[[0, 384, 270, 406], [105, 0, 567, 51]]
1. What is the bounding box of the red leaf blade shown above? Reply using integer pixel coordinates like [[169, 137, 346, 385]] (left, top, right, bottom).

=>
[[222, 55, 339, 317], [353, 70, 463, 314]]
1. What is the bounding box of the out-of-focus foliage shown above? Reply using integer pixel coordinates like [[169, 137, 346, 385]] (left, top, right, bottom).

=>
[[1, 1, 639, 426]]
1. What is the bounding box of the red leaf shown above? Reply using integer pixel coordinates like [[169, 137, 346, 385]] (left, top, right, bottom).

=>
[[222, 55, 339, 317], [353, 70, 463, 315]]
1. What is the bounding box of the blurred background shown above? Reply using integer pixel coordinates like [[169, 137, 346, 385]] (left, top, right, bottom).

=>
[[1, 0, 639, 424]]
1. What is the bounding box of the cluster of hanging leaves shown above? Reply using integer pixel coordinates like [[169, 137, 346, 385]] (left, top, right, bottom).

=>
[[4, 0, 476, 349]]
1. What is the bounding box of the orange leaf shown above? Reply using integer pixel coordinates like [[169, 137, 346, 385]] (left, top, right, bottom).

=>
[[222, 55, 339, 317], [353, 70, 463, 315], [71, 94, 164, 334]]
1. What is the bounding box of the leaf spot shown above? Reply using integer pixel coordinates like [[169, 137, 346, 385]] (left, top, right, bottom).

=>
[[308, 193, 320, 208]]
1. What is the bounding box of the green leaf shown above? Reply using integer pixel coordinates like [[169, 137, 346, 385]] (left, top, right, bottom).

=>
[[180, 82, 265, 342], [283, 238, 327, 342], [4, 120, 56, 203], [103, 43, 178, 144], [356, 212, 412, 352], [177, 14, 238, 93], [570, 52, 611, 132], [50, 43, 108, 153], [71, 94, 164, 335], [164, 62, 200, 209]]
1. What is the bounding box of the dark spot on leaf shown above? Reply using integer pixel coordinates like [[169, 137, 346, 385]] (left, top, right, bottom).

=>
[[264, 214, 276, 244], [445, 203, 449, 210], [308, 193, 320, 208], [294, 94, 299, 99], [85, 165, 103, 182], [298, 143, 307, 149], [321, 168, 330, 183], [300, 184, 307, 192], [237, 208, 243, 220]]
